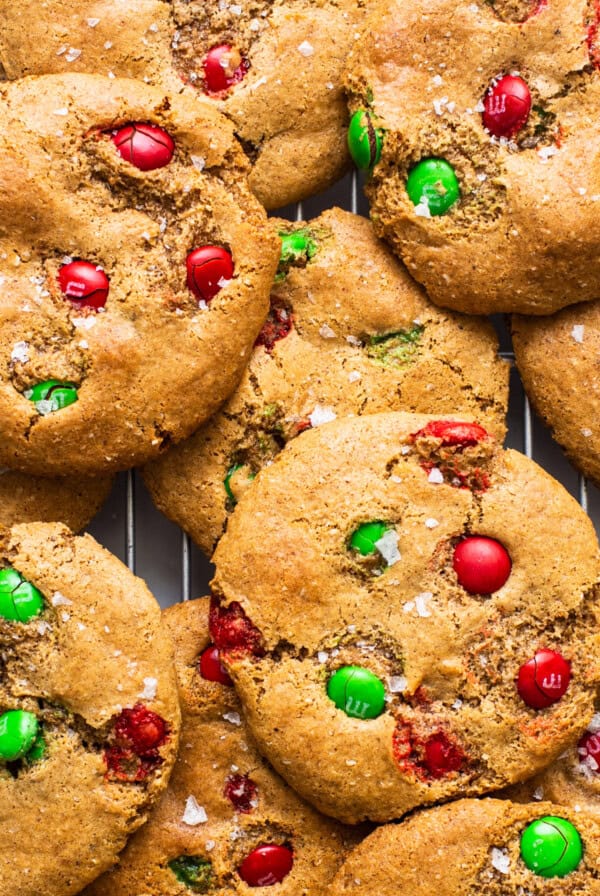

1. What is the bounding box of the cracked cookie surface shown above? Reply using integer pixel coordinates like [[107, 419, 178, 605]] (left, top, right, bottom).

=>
[[143, 208, 509, 557], [0, 74, 278, 476], [0, 522, 180, 896], [0, 0, 368, 210], [345, 0, 600, 314], [85, 597, 361, 896], [328, 799, 600, 895], [211, 412, 600, 823]]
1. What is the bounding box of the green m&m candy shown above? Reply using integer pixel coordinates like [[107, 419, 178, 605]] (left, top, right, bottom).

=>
[[327, 666, 386, 719], [279, 229, 317, 266], [224, 464, 255, 504], [24, 380, 78, 414], [520, 816, 583, 878], [0, 568, 44, 622], [348, 110, 383, 170], [406, 158, 460, 216], [350, 521, 389, 556], [0, 710, 39, 761], [168, 855, 213, 893]]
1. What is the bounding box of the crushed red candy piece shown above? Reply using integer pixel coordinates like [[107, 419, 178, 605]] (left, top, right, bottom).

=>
[[104, 745, 163, 782], [203, 44, 250, 95], [392, 720, 466, 780], [588, 1, 600, 69], [224, 773, 259, 813], [114, 703, 169, 755], [578, 730, 600, 772], [410, 420, 490, 447], [209, 597, 265, 657], [255, 305, 293, 352], [199, 645, 234, 686], [292, 416, 313, 436]]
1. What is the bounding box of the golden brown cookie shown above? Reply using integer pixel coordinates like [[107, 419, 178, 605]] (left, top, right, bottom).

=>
[[0, 73, 278, 477], [512, 303, 600, 487], [0, 468, 113, 530], [328, 799, 600, 895], [85, 598, 361, 896], [345, 0, 600, 315], [0, 522, 181, 896], [143, 208, 509, 556], [0, 1, 368, 210], [211, 412, 600, 823]]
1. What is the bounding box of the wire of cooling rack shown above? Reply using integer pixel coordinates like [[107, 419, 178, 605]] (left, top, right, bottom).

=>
[[118, 171, 593, 600]]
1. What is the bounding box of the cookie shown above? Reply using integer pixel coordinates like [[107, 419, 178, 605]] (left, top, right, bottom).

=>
[[345, 1, 600, 315], [0, 1, 368, 211], [210, 412, 600, 823], [0, 468, 113, 531], [328, 798, 600, 894], [84, 597, 360, 896], [0, 522, 181, 896], [143, 208, 509, 556], [0, 73, 279, 477], [512, 304, 600, 487]]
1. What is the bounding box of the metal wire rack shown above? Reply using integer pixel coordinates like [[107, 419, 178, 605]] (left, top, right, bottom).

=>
[[87, 172, 600, 606]]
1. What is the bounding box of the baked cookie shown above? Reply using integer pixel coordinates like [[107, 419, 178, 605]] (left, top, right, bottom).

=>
[[143, 208, 509, 556], [0, 522, 180, 896], [0, 1, 368, 210], [0, 469, 113, 531], [0, 74, 278, 476], [328, 798, 600, 894], [512, 304, 600, 487], [85, 597, 360, 896], [211, 412, 600, 823], [345, 0, 600, 315]]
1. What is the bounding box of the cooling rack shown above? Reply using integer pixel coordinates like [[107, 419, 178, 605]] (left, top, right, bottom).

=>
[[87, 171, 600, 606]]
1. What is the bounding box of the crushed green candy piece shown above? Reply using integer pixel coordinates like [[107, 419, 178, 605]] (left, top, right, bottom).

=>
[[366, 325, 424, 367], [350, 521, 390, 556], [169, 856, 214, 892], [224, 464, 255, 505], [276, 229, 318, 280]]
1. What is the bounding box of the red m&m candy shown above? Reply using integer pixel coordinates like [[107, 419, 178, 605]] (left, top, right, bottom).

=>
[[114, 703, 168, 755], [238, 844, 293, 887], [423, 732, 465, 778], [203, 44, 249, 95], [199, 645, 233, 686], [58, 260, 109, 310], [186, 246, 234, 303], [224, 772, 258, 813], [483, 75, 532, 139], [517, 649, 571, 710], [111, 123, 175, 171], [453, 536, 512, 594]]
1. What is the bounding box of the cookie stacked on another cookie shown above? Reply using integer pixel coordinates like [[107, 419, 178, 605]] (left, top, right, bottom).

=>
[[327, 799, 600, 894], [0, 73, 279, 477], [0, 469, 113, 531], [144, 208, 509, 556], [0, 522, 181, 896], [85, 597, 361, 896], [211, 412, 600, 823], [0, 0, 368, 210], [345, 0, 600, 314]]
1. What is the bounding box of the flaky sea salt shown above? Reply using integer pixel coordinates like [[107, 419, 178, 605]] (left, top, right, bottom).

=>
[[51, 592, 72, 607], [11, 341, 29, 364], [425, 518, 439, 529], [491, 847, 510, 874], [182, 796, 208, 826], [415, 592, 433, 617], [348, 370, 361, 383], [308, 405, 336, 427], [298, 40, 314, 56], [428, 468, 444, 484], [191, 155, 206, 171], [140, 677, 158, 700], [223, 712, 241, 726], [65, 47, 82, 62], [374, 530, 401, 566], [319, 323, 336, 339], [571, 324, 584, 343], [414, 198, 432, 218], [389, 676, 408, 693], [538, 145, 559, 162]]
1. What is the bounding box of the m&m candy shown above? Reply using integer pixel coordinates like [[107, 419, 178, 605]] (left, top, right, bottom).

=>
[[350, 521, 389, 556], [483, 74, 531, 139], [406, 158, 460, 216], [199, 645, 233, 686], [0, 710, 39, 761], [238, 844, 294, 887], [453, 536, 512, 594], [203, 44, 249, 94], [0, 568, 44, 622], [58, 260, 109, 310], [186, 246, 234, 303], [25, 380, 78, 414], [520, 816, 583, 877], [327, 666, 386, 720], [347, 110, 383, 170], [112, 123, 175, 171], [517, 649, 571, 709]]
